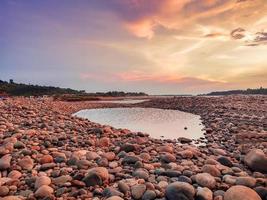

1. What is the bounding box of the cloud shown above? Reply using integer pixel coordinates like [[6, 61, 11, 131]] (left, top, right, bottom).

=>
[[231, 28, 246, 39], [82, 70, 226, 85], [231, 28, 267, 46]]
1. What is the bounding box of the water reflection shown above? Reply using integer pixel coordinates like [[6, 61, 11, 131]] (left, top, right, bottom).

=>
[[74, 108, 204, 140]]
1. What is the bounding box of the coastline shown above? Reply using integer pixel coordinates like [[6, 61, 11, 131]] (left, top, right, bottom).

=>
[[0, 96, 266, 199]]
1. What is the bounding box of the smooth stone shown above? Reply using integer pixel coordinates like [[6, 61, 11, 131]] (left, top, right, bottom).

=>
[[122, 156, 141, 165], [133, 169, 149, 180], [0, 186, 9, 197], [195, 173, 216, 189], [196, 187, 213, 200], [224, 185, 261, 200], [52, 175, 72, 186], [106, 196, 124, 200], [35, 185, 54, 198], [201, 165, 221, 177], [217, 156, 233, 167], [18, 156, 34, 170], [235, 177, 256, 188], [82, 167, 109, 186], [40, 155, 53, 164], [165, 182, 195, 200], [254, 186, 267, 200], [0, 154, 11, 170], [35, 176, 51, 189], [103, 187, 124, 198], [142, 190, 157, 200], [8, 170, 22, 179], [118, 181, 130, 194], [2, 196, 22, 200], [244, 149, 267, 173], [160, 153, 176, 163], [131, 184, 146, 200]]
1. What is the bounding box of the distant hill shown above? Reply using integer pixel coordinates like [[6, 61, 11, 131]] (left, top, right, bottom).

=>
[[0, 79, 148, 98], [204, 87, 267, 96], [0, 79, 85, 97]]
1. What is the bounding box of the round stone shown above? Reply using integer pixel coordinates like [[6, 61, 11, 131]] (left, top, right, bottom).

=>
[[224, 186, 261, 200], [0, 154, 12, 170], [165, 182, 195, 200], [35, 176, 51, 189], [131, 184, 146, 200], [40, 155, 53, 164], [195, 173, 216, 189], [82, 167, 109, 186], [35, 185, 54, 198]]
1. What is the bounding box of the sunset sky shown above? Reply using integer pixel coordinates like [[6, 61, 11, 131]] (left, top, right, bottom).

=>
[[0, 0, 267, 94]]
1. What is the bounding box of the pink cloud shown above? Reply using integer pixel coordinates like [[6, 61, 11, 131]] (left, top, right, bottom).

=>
[[81, 70, 225, 85]]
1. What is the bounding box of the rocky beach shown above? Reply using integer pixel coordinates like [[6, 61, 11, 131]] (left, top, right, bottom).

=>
[[0, 96, 266, 200]]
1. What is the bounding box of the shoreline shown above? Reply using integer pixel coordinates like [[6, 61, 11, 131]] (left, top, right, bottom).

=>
[[0, 96, 266, 199]]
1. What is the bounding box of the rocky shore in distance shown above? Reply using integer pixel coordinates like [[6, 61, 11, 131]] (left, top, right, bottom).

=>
[[0, 96, 266, 200]]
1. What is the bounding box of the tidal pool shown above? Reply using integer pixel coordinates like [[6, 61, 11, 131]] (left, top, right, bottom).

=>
[[74, 108, 204, 140]]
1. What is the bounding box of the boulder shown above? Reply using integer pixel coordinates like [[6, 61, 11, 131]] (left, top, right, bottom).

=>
[[244, 149, 267, 173], [224, 185, 261, 200], [165, 182, 195, 200]]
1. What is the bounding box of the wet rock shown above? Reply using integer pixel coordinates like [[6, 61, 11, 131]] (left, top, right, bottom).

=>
[[244, 149, 267, 173], [224, 185, 261, 200], [165, 182, 195, 200]]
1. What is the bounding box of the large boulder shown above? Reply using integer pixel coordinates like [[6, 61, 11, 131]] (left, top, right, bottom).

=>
[[244, 149, 267, 173], [165, 182, 195, 200], [224, 185, 261, 200]]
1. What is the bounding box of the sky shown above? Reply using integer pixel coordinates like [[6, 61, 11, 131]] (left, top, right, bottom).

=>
[[0, 0, 267, 95]]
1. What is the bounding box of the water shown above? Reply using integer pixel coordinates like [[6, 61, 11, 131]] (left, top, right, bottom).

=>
[[74, 108, 204, 140], [96, 99, 148, 104]]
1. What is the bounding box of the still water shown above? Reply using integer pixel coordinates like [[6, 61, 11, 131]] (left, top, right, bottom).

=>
[[96, 99, 148, 104], [74, 108, 204, 140]]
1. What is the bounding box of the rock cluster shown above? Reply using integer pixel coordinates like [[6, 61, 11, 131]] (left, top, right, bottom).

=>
[[0, 96, 266, 200]]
